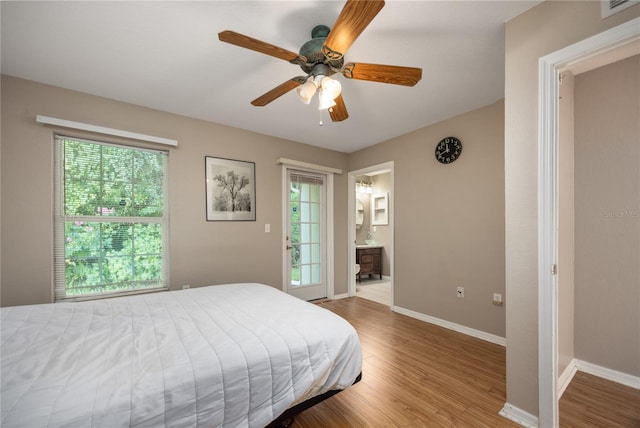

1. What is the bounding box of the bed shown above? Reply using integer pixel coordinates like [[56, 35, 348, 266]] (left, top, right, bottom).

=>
[[1, 283, 362, 427]]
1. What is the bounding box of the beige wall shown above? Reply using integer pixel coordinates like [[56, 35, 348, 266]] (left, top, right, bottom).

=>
[[504, 0, 639, 416], [349, 100, 506, 337], [0, 75, 349, 306], [574, 55, 640, 376], [1, 75, 506, 339], [2, 76, 507, 339]]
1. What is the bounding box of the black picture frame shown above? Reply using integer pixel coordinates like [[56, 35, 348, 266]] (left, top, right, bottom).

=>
[[205, 156, 256, 221]]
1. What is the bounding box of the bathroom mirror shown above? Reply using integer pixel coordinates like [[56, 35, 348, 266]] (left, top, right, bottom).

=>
[[355, 199, 364, 229]]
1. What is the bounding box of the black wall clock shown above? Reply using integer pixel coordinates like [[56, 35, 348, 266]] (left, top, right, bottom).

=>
[[435, 136, 462, 164]]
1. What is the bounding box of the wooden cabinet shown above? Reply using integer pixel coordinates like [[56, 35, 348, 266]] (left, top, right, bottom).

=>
[[356, 246, 382, 282]]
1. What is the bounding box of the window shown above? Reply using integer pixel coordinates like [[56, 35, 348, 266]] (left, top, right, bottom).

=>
[[54, 136, 169, 301]]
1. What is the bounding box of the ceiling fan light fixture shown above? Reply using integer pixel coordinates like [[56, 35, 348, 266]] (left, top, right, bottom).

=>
[[296, 78, 317, 104], [321, 76, 341, 100], [220, 0, 422, 123], [318, 88, 337, 110]]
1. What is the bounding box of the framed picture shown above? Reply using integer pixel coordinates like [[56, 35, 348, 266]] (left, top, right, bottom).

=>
[[205, 156, 256, 221]]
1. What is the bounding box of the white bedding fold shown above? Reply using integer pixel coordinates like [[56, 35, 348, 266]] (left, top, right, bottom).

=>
[[1, 283, 362, 427]]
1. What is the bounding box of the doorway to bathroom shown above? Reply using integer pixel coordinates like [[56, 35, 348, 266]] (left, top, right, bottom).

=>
[[348, 162, 394, 307]]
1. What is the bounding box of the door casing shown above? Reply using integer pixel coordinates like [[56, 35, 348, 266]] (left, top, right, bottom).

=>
[[536, 17, 640, 428], [281, 163, 335, 300]]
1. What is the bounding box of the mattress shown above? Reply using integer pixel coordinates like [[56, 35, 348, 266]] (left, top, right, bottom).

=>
[[1, 283, 362, 427]]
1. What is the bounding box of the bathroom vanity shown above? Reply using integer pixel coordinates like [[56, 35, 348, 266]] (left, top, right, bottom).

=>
[[356, 246, 382, 282]]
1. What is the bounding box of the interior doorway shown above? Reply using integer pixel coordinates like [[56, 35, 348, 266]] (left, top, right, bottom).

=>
[[348, 162, 394, 307], [538, 18, 640, 428]]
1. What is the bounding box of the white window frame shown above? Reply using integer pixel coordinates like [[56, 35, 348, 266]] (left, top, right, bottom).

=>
[[53, 135, 170, 301]]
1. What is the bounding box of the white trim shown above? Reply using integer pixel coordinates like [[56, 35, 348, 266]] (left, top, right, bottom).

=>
[[277, 157, 342, 175], [393, 305, 506, 346], [549, 20, 640, 72], [280, 166, 335, 300], [576, 360, 640, 390], [557, 359, 578, 398], [538, 46, 560, 428], [326, 173, 335, 299], [332, 293, 350, 300], [537, 18, 640, 428], [499, 403, 538, 428], [36, 115, 178, 147], [558, 358, 640, 397], [281, 170, 289, 294], [348, 174, 357, 297]]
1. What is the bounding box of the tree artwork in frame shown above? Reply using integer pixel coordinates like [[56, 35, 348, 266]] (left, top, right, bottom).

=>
[[205, 156, 256, 221]]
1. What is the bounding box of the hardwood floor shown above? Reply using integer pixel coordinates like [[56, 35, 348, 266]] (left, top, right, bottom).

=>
[[559, 371, 640, 428], [293, 297, 639, 427], [296, 297, 519, 427]]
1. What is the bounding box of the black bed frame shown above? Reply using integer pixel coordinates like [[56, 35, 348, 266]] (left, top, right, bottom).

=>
[[265, 372, 362, 428]]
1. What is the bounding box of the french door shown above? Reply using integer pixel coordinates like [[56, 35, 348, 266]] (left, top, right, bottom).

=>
[[285, 170, 327, 301]]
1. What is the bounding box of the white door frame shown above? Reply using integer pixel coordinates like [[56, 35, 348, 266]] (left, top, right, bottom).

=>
[[537, 17, 639, 428], [347, 161, 394, 306], [281, 163, 336, 300]]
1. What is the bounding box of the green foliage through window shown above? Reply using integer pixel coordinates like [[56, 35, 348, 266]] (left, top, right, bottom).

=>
[[289, 174, 322, 287], [55, 136, 168, 300]]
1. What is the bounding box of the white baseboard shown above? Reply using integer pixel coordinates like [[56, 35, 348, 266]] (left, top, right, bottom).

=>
[[558, 358, 578, 398], [392, 305, 506, 346], [499, 402, 538, 428], [558, 357, 640, 397], [332, 293, 350, 300], [576, 359, 640, 390]]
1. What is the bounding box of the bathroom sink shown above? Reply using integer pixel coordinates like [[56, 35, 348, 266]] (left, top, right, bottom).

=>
[[365, 239, 377, 246]]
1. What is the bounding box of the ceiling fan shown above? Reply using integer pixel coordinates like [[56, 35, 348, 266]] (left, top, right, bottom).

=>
[[218, 0, 422, 123]]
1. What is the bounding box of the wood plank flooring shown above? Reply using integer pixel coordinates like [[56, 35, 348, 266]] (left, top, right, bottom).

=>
[[559, 371, 640, 427], [292, 297, 639, 427], [296, 297, 518, 427]]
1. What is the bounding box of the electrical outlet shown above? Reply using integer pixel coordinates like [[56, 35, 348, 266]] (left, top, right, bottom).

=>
[[182, 284, 190, 290], [456, 287, 464, 298], [493, 293, 503, 306]]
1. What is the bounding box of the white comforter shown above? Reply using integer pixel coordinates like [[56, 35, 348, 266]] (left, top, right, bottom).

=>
[[1, 283, 362, 427]]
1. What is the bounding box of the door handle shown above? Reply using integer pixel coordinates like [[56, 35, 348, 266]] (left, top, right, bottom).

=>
[[286, 245, 292, 251]]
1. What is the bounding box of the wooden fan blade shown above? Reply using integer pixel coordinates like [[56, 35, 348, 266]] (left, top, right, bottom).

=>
[[323, 0, 385, 58], [329, 94, 349, 122], [251, 78, 303, 106], [343, 62, 422, 86], [219, 30, 302, 63]]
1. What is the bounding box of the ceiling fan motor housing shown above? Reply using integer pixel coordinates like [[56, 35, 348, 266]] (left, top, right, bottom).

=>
[[299, 25, 343, 75], [218, 0, 421, 121]]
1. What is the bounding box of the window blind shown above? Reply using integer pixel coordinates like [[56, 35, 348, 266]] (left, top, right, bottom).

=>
[[54, 135, 169, 301]]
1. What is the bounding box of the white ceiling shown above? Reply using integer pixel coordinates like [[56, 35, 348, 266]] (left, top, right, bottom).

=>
[[1, 1, 539, 153]]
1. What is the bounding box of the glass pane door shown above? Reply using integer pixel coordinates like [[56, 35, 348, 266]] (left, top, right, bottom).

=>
[[286, 170, 326, 301]]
